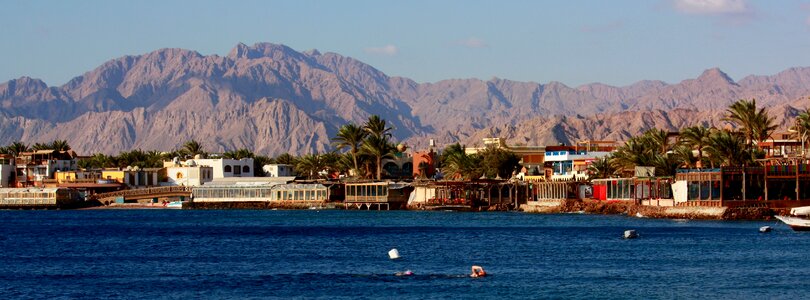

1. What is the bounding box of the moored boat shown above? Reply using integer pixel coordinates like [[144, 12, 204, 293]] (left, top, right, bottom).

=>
[[166, 201, 184, 209], [775, 206, 810, 231]]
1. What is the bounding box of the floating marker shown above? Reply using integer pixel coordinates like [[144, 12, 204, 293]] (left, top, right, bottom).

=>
[[388, 248, 401, 260]]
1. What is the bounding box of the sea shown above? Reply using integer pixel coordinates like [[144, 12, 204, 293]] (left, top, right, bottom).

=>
[[0, 209, 808, 299]]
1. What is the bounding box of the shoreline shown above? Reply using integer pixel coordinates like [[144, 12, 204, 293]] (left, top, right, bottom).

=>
[[520, 199, 776, 221]]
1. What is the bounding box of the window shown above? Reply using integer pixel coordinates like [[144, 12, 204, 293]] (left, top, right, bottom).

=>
[[243, 166, 250, 174], [177, 172, 183, 179], [224, 165, 232, 173]]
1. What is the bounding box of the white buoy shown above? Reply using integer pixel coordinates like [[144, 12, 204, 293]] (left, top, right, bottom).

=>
[[388, 248, 401, 260], [759, 226, 772, 233], [624, 230, 638, 239]]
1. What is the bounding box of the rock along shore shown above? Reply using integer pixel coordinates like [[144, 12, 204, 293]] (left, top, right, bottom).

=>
[[520, 199, 776, 221]]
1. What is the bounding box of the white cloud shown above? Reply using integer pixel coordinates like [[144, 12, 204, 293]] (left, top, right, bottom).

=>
[[364, 45, 398, 56], [457, 37, 488, 48], [672, 0, 749, 15]]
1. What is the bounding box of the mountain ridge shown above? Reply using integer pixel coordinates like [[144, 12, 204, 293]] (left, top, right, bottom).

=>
[[1, 42, 810, 155]]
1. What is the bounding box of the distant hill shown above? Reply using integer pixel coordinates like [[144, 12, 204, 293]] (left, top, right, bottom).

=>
[[1, 42, 809, 155]]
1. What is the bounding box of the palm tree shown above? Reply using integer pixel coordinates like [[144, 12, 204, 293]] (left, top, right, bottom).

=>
[[295, 153, 330, 180], [181, 139, 206, 158], [223, 148, 255, 160], [586, 155, 617, 179], [360, 135, 396, 180], [6, 141, 29, 156], [79, 153, 115, 169], [273, 153, 297, 165], [364, 115, 392, 139], [679, 126, 712, 168], [794, 108, 810, 155], [253, 155, 273, 176], [642, 128, 671, 155], [49, 140, 71, 152], [477, 145, 520, 179], [671, 144, 698, 169], [31, 142, 49, 151], [704, 130, 751, 167], [331, 123, 367, 175], [439, 143, 481, 180], [724, 98, 776, 150]]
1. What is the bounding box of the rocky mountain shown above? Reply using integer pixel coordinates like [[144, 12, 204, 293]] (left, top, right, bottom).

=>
[[1, 42, 810, 155]]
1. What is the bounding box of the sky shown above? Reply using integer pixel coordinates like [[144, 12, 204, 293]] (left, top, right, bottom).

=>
[[2, 0, 810, 87]]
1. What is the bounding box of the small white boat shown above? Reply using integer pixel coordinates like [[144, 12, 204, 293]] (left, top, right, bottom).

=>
[[166, 201, 184, 209], [775, 206, 810, 231]]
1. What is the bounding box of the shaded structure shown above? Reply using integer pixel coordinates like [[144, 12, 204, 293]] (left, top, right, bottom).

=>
[[344, 181, 412, 210]]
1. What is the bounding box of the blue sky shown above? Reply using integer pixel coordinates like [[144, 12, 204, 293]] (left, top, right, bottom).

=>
[[2, 0, 810, 87]]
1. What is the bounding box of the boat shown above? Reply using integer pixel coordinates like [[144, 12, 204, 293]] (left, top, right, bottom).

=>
[[775, 206, 810, 231], [166, 201, 184, 209]]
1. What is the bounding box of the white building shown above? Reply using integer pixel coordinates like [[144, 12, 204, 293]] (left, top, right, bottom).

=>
[[164, 159, 214, 186], [15, 150, 79, 187], [164, 157, 255, 179], [0, 154, 15, 188], [263, 164, 295, 177]]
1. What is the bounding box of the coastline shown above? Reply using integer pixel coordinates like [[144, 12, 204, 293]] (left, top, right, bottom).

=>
[[520, 199, 776, 221]]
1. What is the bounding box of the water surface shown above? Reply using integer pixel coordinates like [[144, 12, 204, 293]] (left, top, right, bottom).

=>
[[0, 210, 806, 299]]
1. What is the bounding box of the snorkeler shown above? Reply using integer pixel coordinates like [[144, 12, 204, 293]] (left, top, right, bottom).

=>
[[470, 265, 486, 277]]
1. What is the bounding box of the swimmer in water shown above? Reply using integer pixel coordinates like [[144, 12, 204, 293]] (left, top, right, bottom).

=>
[[395, 270, 414, 276], [470, 265, 486, 278]]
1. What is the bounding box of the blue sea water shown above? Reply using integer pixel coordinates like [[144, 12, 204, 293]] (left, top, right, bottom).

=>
[[0, 210, 808, 299]]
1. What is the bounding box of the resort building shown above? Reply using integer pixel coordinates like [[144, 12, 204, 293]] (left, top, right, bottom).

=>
[[544, 140, 616, 181], [164, 161, 214, 186], [412, 149, 437, 179], [757, 131, 805, 159], [263, 164, 295, 177], [100, 167, 161, 188], [164, 157, 255, 179], [15, 150, 79, 187], [465, 138, 546, 171], [344, 181, 412, 210], [0, 187, 81, 208], [0, 154, 15, 188]]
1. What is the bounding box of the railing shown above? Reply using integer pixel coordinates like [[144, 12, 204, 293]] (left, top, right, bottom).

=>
[[675, 200, 722, 207], [95, 186, 192, 200]]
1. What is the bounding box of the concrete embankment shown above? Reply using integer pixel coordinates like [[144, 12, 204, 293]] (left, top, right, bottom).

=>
[[185, 201, 343, 210], [521, 199, 775, 220]]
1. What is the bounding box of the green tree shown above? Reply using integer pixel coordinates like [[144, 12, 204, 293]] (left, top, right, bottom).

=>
[[49, 139, 71, 151], [477, 145, 521, 179], [253, 155, 272, 176], [181, 139, 206, 158], [295, 153, 330, 180], [31, 142, 49, 151], [679, 126, 712, 168], [587, 155, 617, 179], [6, 141, 29, 156], [724, 98, 776, 150], [364, 115, 392, 139], [223, 148, 255, 160], [703, 130, 752, 167], [273, 153, 297, 165], [331, 123, 367, 175], [360, 135, 396, 180], [439, 143, 481, 180], [78, 153, 115, 169]]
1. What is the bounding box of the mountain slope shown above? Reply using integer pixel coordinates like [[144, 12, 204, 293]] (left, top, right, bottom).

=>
[[1, 42, 810, 155]]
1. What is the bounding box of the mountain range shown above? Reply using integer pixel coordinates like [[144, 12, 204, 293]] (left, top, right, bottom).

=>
[[1, 42, 809, 156]]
